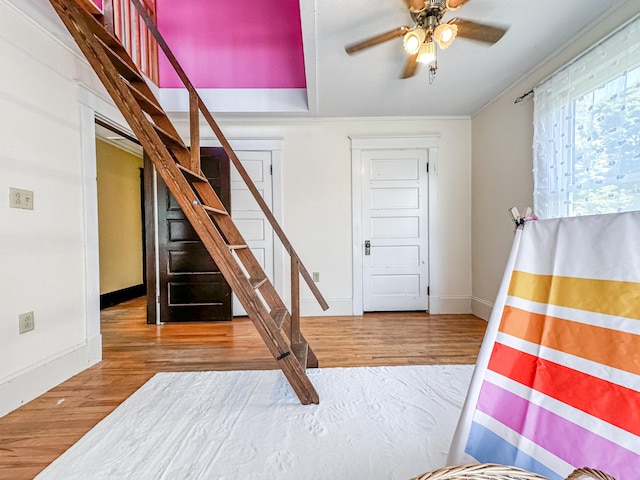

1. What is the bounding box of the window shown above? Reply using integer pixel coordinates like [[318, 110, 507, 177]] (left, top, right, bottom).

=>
[[533, 16, 640, 219]]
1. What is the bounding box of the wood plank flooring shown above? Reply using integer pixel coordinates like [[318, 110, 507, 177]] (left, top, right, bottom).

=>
[[0, 297, 487, 479]]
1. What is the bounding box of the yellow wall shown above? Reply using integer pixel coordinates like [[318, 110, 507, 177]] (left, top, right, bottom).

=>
[[96, 139, 144, 294]]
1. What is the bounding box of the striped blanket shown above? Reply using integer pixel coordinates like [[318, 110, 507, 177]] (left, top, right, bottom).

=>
[[448, 212, 640, 479]]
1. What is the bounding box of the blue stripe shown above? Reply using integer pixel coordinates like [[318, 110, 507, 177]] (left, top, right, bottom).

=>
[[464, 422, 562, 480]]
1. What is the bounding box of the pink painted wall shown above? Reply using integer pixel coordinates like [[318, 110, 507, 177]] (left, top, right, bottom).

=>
[[156, 0, 306, 89]]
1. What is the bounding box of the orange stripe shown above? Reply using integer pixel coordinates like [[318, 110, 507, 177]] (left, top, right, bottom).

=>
[[500, 305, 640, 375], [508, 271, 640, 320]]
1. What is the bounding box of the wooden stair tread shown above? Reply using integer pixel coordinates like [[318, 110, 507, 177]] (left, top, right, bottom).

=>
[[291, 342, 309, 367], [95, 37, 145, 83], [192, 182, 229, 215], [82, 4, 122, 48], [151, 124, 187, 151], [81, 10, 163, 119], [83, 11, 164, 118], [249, 276, 268, 289], [202, 205, 228, 216], [227, 244, 248, 250], [128, 84, 165, 117], [176, 163, 207, 183], [271, 309, 288, 330]]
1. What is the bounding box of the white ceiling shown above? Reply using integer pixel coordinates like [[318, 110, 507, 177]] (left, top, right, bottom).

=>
[[307, 0, 635, 118], [28, 0, 639, 119]]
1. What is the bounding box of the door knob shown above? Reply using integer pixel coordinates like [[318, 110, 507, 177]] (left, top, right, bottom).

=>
[[365, 240, 371, 255]]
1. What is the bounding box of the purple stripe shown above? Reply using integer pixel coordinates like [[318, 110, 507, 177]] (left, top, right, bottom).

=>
[[477, 380, 640, 478]]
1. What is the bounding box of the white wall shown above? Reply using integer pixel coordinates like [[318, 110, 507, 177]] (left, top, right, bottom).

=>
[[0, 0, 129, 417], [0, 0, 473, 418], [471, 3, 640, 320], [470, 91, 534, 320], [175, 118, 472, 315]]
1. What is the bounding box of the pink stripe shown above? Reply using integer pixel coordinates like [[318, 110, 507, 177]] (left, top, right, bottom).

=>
[[477, 381, 640, 477]]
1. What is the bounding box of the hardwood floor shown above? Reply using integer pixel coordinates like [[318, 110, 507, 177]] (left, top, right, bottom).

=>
[[0, 297, 487, 479]]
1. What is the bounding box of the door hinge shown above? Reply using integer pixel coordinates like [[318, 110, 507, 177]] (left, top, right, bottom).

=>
[[270, 165, 273, 175], [427, 286, 430, 296], [426, 162, 429, 173]]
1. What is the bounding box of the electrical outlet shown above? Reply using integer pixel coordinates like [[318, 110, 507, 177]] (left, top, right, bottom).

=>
[[313, 272, 320, 282], [19, 311, 35, 334], [10, 188, 34, 210]]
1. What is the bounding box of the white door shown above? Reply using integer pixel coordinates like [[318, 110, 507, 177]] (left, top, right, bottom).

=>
[[231, 151, 274, 316], [362, 149, 429, 311]]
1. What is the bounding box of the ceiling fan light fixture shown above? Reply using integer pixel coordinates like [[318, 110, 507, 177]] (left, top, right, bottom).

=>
[[433, 23, 458, 49], [417, 40, 436, 64], [403, 28, 427, 54], [444, 0, 462, 11]]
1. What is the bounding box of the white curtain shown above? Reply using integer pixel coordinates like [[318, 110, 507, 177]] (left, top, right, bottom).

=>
[[533, 16, 640, 219]]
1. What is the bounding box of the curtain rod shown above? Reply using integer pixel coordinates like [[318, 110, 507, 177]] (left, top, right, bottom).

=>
[[514, 11, 640, 104], [514, 90, 533, 104]]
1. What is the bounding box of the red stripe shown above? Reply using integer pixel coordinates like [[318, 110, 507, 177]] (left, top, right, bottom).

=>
[[488, 343, 640, 436]]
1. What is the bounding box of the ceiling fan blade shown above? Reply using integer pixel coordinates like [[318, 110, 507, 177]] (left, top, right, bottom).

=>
[[449, 18, 507, 44], [401, 53, 419, 79], [404, 0, 426, 12], [445, 0, 469, 9], [345, 27, 409, 54]]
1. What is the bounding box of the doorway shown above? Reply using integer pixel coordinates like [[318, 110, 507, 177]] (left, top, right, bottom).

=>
[[361, 148, 429, 311], [351, 135, 440, 315], [146, 148, 233, 323], [230, 150, 275, 316], [95, 121, 146, 309], [201, 138, 283, 317], [145, 138, 283, 323]]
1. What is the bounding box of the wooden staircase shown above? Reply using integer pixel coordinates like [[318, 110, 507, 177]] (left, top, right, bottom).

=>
[[49, 0, 328, 404]]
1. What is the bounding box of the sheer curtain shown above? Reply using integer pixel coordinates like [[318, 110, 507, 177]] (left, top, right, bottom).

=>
[[533, 16, 640, 219]]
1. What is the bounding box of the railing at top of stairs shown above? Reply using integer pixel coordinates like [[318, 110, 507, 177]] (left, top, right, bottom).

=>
[[79, 0, 159, 83]]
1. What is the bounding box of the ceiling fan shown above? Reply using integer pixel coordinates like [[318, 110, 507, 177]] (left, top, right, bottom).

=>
[[344, 0, 508, 81]]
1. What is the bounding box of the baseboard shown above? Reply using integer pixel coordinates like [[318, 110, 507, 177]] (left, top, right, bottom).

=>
[[471, 297, 493, 321], [100, 284, 146, 309], [0, 335, 102, 418], [295, 297, 472, 316], [437, 296, 472, 314]]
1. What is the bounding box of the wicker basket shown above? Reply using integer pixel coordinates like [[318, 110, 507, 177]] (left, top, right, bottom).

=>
[[410, 464, 617, 480], [565, 468, 616, 480]]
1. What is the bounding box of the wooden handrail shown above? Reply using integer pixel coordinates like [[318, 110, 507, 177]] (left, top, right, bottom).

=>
[[128, 0, 329, 311]]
